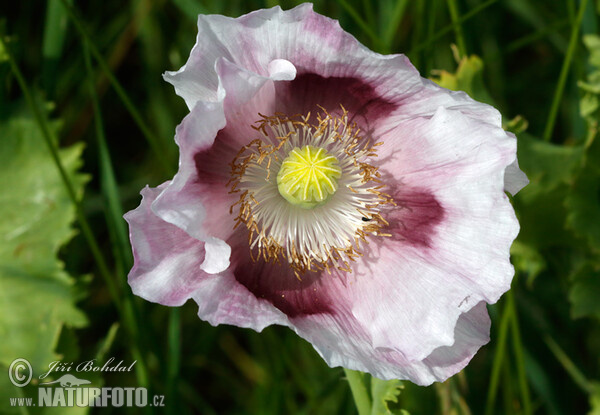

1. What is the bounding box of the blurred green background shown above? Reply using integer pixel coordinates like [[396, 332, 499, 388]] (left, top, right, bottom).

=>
[[1, 0, 599, 414]]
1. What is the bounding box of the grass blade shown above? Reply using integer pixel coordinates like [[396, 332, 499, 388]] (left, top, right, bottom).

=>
[[382, 0, 409, 53], [542, 0, 589, 141], [446, 0, 467, 56], [58, 0, 174, 175], [411, 0, 498, 55], [485, 298, 513, 415], [42, 0, 72, 96], [508, 291, 532, 415], [336, 0, 383, 51]]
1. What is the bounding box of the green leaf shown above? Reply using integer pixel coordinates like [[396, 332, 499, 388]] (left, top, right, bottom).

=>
[[430, 53, 495, 105], [583, 34, 600, 69], [370, 378, 410, 415], [517, 133, 585, 191], [565, 164, 600, 251], [579, 35, 600, 128], [569, 262, 600, 320], [565, 134, 600, 251], [589, 382, 600, 415], [0, 103, 88, 378], [514, 134, 584, 249]]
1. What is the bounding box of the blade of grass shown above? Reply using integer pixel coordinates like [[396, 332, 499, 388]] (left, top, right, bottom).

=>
[[42, 0, 72, 96], [503, 19, 570, 56], [542, 0, 589, 141], [361, 0, 376, 29], [95, 323, 120, 362], [2, 34, 151, 396], [421, 0, 440, 75], [81, 39, 153, 403], [508, 291, 532, 415], [83, 39, 132, 279], [501, 358, 515, 415], [58, 0, 174, 175], [446, 0, 467, 56], [336, 0, 383, 52], [166, 308, 181, 415], [411, 0, 498, 55], [172, 0, 207, 22], [382, 0, 409, 53], [484, 298, 513, 415], [544, 336, 593, 394], [136, 0, 178, 148]]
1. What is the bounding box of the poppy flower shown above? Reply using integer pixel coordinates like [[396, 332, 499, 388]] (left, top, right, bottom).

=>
[[125, 4, 528, 385]]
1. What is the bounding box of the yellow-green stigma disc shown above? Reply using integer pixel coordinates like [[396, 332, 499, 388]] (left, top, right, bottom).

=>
[[277, 145, 342, 209]]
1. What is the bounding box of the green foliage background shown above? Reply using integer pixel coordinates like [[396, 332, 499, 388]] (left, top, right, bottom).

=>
[[1, 0, 599, 414]]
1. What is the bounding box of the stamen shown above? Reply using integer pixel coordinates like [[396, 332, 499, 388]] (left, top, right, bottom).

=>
[[228, 109, 394, 276]]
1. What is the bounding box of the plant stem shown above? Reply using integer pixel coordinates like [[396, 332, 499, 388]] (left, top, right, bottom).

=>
[[343, 368, 372, 415]]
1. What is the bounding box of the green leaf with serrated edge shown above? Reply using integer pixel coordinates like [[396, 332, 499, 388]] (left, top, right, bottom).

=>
[[514, 134, 584, 249], [565, 134, 600, 251], [579, 35, 600, 129], [580, 91, 599, 118], [569, 262, 600, 320], [583, 34, 600, 68], [430, 54, 495, 105], [565, 165, 600, 251], [517, 133, 585, 191], [370, 378, 410, 415], [0, 103, 88, 381]]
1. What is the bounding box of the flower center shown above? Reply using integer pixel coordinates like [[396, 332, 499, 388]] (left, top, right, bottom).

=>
[[277, 145, 342, 209], [228, 109, 395, 277]]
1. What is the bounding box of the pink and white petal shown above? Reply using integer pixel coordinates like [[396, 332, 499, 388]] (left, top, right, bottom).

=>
[[192, 271, 289, 332], [151, 59, 287, 263], [326, 107, 518, 360], [165, 4, 422, 114], [127, 184, 289, 328], [422, 301, 491, 381], [125, 184, 208, 306], [377, 106, 516, 191], [293, 300, 490, 385], [150, 101, 231, 273], [222, 229, 493, 384], [388, 79, 502, 124]]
